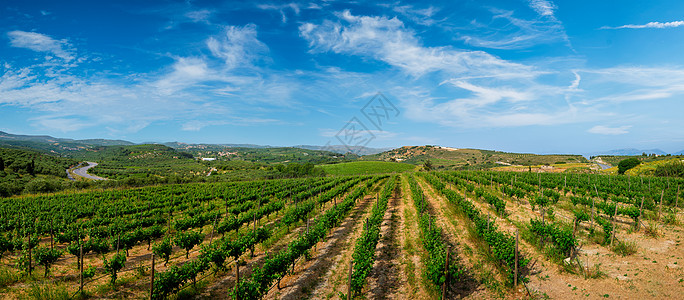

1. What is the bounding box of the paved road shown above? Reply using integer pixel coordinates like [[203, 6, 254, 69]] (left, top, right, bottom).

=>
[[596, 163, 612, 170], [72, 162, 107, 180]]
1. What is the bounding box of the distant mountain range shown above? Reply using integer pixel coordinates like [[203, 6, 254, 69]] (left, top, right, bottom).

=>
[[0, 131, 390, 156], [590, 148, 669, 156], [0, 131, 133, 146], [1, 131, 682, 157], [294, 145, 392, 156]]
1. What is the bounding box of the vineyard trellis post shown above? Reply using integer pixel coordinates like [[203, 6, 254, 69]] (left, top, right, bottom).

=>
[[27, 235, 32, 275], [639, 196, 645, 230], [79, 242, 84, 292], [676, 184, 680, 209], [209, 214, 217, 245], [50, 218, 54, 250], [540, 209, 545, 250], [442, 245, 450, 300], [610, 203, 618, 247], [235, 260, 239, 296], [150, 253, 155, 300], [515, 229, 519, 286], [658, 190, 664, 222], [591, 196, 595, 231], [347, 260, 353, 300]]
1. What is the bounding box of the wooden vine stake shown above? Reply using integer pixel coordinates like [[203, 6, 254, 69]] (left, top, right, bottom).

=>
[[235, 261, 240, 295], [515, 230, 519, 286], [658, 190, 664, 222], [150, 253, 155, 300], [347, 260, 353, 300], [442, 245, 451, 300], [79, 242, 84, 292], [610, 203, 618, 247], [676, 184, 680, 209], [591, 197, 595, 231], [639, 196, 645, 230]]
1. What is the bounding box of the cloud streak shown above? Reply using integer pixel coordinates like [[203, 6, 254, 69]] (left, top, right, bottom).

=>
[[299, 10, 539, 79], [602, 21, 684, 29], [528, 0, 557, 17], [588, 125, 631, 135], [7, 30, 75, 61]]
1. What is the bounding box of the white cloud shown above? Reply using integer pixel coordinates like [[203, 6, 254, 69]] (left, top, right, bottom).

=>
[[299, 10, 538, 78], [257, 3, 300, 23], [569, 72, 581, 90], [460, 9, 571, 50], [7, 30, 74, 61], [392, 5, 440, 26], [528, 0, 556, 18], [153, 57, 212, 95], [588, 125, 631, 135], [185, 9, 213, 23], [206, 24, 268, 69], [32, 116, 91, 132], [602, 21, 684, 30]]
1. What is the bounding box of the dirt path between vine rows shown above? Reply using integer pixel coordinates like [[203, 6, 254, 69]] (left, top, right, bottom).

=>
[[396, 175, 432, 299], [366, 186, 407, 299]]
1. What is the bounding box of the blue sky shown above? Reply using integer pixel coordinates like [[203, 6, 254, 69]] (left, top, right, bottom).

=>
[[2, 0, 684, 154]]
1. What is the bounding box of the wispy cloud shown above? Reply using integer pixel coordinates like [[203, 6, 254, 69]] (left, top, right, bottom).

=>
[[588, 125, 631, 135], [185, 9, 213, 24], [391, 4, 440, 26], [299, 10, 539, 79], [7, 30, 74, 61], [207, 24, 269, 69], [256, 3, 300, 23], [601, 21, 684, 30], [528, 0, 556, 18], [460, 9, 570, 50]]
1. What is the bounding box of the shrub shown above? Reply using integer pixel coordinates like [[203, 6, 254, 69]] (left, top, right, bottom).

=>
[[618, 158, 641, 174]]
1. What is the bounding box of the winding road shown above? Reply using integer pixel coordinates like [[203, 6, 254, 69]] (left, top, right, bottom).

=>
[[69, 162, 107, 181]]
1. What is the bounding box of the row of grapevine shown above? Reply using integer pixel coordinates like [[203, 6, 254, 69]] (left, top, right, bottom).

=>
[[349, 175, 397, 296], [423, 172, 529, 284], [150, 176, 371, 299], [231, 176, 386, 299], [407, 175, 462, 295]]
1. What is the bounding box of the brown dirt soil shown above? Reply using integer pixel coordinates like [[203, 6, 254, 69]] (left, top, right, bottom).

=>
[[396, 175, 432, 299], [366, 186, 406, 299], [449, 179, 684, 299]]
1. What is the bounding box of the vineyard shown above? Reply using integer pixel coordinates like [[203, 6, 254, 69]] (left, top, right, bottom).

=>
[[0, 170, 683, 299]]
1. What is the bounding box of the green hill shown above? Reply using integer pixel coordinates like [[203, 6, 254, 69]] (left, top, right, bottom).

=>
[[362, 145, 588, 170], [320, 161, 415, 175]]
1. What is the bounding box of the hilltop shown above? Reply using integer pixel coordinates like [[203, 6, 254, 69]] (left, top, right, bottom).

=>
[[362, 145, 588, 170]]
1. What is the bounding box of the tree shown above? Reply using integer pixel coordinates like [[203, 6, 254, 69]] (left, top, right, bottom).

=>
[[28, 160, 35, 176], [618, 158, 641, 174], [0, 157, 4, 170], [422, 159, 433, 171]]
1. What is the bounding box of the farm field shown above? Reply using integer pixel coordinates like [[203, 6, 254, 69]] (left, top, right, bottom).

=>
[[0, 171, 683, 299], [320, 161, 416, 176]]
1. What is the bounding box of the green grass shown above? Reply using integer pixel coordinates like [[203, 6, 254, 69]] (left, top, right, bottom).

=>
[[320, 161, 415, 175]]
